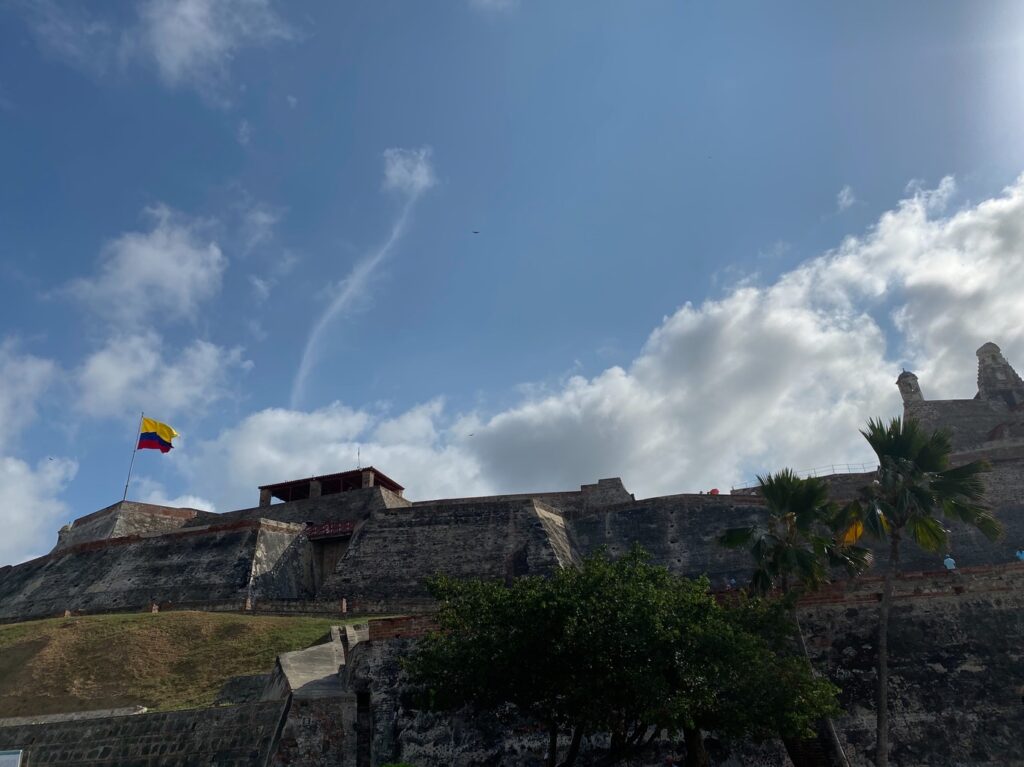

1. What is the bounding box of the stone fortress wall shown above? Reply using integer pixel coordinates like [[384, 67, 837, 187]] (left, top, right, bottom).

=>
[[0, 701, 287, 766], [1, 342, 1024, 764]]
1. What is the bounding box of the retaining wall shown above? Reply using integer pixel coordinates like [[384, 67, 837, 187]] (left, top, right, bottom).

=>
[[319, 500, 572, 611], [799, 563, 1024, 766], [0, 521, 300, 622], [0, 701, 286, 766]]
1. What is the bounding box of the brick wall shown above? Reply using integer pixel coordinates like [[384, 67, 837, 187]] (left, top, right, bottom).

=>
[[367, 615, 438, 641]]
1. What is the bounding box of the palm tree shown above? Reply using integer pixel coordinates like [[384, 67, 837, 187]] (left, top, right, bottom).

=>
[[720, 469, 869, 767], [720, 469, 869, 597], [842, 417, 1001, 767]]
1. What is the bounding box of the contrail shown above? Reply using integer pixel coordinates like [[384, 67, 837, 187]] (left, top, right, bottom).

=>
[[290, 199, 415, 408]]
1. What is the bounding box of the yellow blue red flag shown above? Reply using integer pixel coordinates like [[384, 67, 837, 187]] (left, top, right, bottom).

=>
[[138, 417, 178, 453]]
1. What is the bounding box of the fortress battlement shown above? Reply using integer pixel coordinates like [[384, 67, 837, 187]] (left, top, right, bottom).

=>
[[2, 342, 1023, 626]]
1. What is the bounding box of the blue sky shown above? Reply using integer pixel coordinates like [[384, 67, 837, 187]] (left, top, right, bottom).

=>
[[2, 0, 1024, 563]]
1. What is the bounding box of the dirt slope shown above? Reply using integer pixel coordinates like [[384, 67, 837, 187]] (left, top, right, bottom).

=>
[[0, 611, 349, 717]]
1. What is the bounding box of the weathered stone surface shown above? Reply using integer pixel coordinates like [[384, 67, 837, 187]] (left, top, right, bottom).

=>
[[271, 696, 348, 766], [0, 519, 304, 622], [320, 500, 576, 611], [905, 398, 1012, 452], [53, 501, 213, 552], [798, 564, 1024, 767], [570, 495, 767, 583], [418, 477, 635, 516], [0, 701, 286, 766], [204, 486, 409, 528]]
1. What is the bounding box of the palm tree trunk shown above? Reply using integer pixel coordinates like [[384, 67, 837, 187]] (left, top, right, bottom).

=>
[[792, 613, 851, 767], [557, 725, 584, 767], [683, 727, 708, 767], [876, 536, 900, 767], [546, 723, 559, 767]]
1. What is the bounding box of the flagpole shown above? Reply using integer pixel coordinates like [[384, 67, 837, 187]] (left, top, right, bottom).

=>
[[122, 411, 144, 502]]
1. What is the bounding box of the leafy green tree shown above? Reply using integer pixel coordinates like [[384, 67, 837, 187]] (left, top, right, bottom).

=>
[[406, 547, 839, 767], [674, 593, 840, 767], [840, 417, 1001, 767]]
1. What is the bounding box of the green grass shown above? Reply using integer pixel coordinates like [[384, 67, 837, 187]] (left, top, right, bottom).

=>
[[0, 611, 365, 717]]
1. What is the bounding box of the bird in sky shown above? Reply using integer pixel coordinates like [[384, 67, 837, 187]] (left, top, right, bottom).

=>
[[472, 230, 480, 234]]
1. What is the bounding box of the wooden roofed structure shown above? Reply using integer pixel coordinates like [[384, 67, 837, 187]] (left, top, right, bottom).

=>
[[258, 467, 404, 506]]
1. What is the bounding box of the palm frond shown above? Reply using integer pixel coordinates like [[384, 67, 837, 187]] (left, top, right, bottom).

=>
[[915, 429, 952, 472], [839, 520, 864, 545], [719, 526, 757, 549], [933, 461, 990, 502], [856, 499, 890, 541], [828, 543, 873, 576], [942, 500, 1003, 541], [906, 515, 947, 552]]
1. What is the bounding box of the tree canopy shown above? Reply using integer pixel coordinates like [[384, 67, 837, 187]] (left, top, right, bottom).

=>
[[406, 547, 838, 767]]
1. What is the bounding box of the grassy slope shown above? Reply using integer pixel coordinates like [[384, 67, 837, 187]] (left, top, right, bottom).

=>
[[0, 611, 358, 717]]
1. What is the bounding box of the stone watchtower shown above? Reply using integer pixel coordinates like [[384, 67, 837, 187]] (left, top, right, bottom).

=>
[[896, 369, 924, 404], [976, 341, 1024, 409]]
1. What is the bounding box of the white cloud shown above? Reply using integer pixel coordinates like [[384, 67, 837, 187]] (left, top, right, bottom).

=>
[[236, 118, 252, 146], [76, 332, 251, 419], [133, 476, 215, 511], [239, 202, 282, 253], [0, 456, 77, 564], [249, 275, 271, 301], [194, 175, 1024, 508], [382, 147, 437, 198], [135, 0, 294, 102], [21, 0, 116, 75], [246, 318, 269, 341], [248, 250, 297, 302], [0, 341, 57, 453], [837, 184, 856, 211], [0, 343, 76, 564], [66, 204, 226, 327], [20, 0, 293, 104], [462, 175, 1024, 495], [184, 402, 488, 509], [291, 147, 437, 407]]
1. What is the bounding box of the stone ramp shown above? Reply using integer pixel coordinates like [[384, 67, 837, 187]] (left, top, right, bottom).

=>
[[275, 640, 345, 699]]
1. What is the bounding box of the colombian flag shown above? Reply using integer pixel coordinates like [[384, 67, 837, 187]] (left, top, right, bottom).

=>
[[138, 417, 178, 453]]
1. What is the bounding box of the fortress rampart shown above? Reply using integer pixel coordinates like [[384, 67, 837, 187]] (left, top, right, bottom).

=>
[[1, 342, 1024, 765]]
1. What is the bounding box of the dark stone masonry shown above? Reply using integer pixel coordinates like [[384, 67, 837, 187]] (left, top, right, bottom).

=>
[[1, 342, 1023, 765]]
